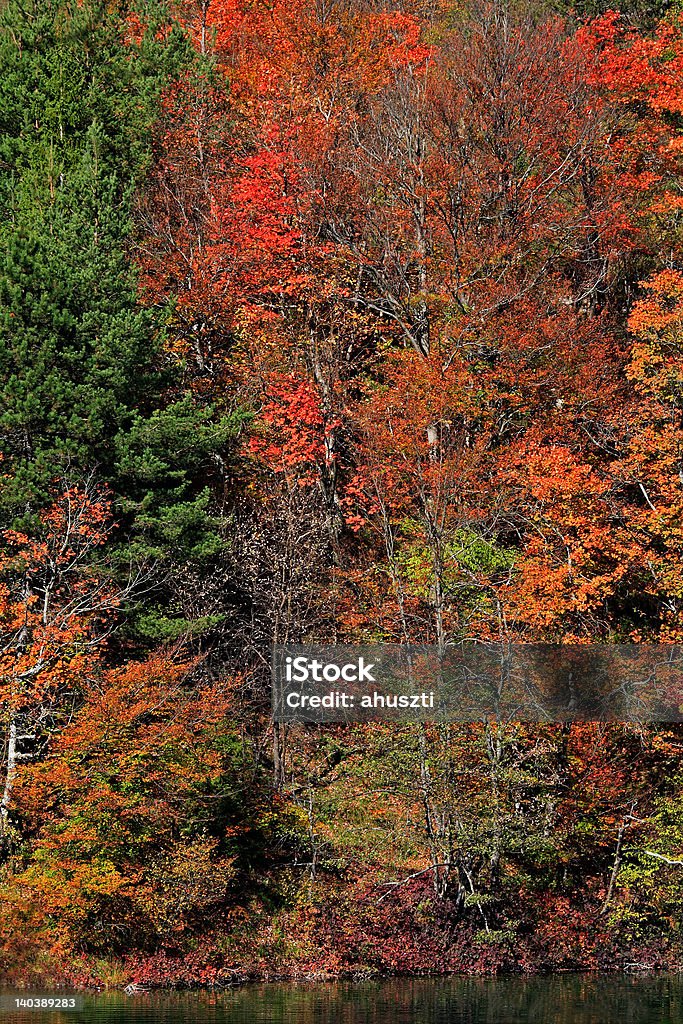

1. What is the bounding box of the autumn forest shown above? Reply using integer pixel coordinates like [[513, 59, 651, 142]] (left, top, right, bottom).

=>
[[3, 0, 683, 988]]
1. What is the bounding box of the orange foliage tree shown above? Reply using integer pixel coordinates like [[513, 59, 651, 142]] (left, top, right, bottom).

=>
[[0, 479, 137, 851]]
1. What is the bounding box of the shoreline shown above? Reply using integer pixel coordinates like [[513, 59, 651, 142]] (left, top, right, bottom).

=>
[[4, 962, 683, 995]]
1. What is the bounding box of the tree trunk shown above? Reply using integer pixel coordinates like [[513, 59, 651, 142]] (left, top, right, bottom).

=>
[[0, 716, 17, 850]]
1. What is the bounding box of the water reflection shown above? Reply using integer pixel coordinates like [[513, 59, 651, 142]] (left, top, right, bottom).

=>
[[2, 975, 683, 1024]]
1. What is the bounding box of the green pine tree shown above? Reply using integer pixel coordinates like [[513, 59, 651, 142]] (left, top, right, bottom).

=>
[[0, 0, 241, 636]]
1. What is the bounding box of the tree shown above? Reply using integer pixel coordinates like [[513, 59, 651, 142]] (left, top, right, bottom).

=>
[[0, 649, 312, 984], [0, 478, 133, 853], [0, 0, 243, 640]]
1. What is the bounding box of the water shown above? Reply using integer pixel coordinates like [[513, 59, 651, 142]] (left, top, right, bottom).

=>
[[2, 976, 683, 1024]]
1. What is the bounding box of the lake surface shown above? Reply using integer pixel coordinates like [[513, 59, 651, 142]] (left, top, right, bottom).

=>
[[2, 976, 683, 1024]]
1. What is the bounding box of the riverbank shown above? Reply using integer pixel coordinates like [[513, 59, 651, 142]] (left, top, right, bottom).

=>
[[5, 889, 681, 992]]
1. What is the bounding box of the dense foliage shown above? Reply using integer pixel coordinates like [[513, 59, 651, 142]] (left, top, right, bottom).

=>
[[3, 0, 683, 988]]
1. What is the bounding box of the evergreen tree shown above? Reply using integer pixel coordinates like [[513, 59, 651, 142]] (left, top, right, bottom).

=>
[[0, 0, 239, 624]]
